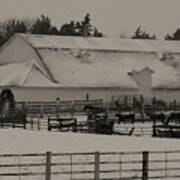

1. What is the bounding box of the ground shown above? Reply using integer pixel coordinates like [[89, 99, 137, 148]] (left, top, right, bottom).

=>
[[0, 129, 180, 154], [0, 129, 180, 180]]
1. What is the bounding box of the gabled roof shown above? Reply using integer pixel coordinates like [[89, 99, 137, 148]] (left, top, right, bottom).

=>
[[38, 48, 180, 89], [10, 33, 178, 54], [0, 60, 58, 87], [41, 50, 138, 89], [1, 34, 180, 90], [17, 33, 180, 53]]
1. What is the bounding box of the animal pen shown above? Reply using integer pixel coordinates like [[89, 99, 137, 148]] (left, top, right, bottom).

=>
[[0, 96, 180, 137]]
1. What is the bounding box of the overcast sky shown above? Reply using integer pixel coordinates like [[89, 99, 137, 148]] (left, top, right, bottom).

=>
[[0, 0, 180, 39]]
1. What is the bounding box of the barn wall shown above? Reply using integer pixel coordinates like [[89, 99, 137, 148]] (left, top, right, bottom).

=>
[[0, 87, 139, 102], [153, 89, 180, 102], [0, 87, 179, 103]]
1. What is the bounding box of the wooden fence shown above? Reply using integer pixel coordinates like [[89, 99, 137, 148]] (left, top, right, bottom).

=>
[[0, 150, 180, 180], [1, 97, 180, 135], [15, 99, 103, 117], [0, 115, 88, 133], [14, 96, 180, 119], [110, 95, 180, 112]]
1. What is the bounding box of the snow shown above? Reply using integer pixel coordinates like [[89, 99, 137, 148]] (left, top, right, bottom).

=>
[[19, 33, 180, 53], [0, 61, 31, 86], [0, 128, 180, 154], [39, 48, 180, 89], [1, 51, 179, 89], [0, 129, 180, 180], [1, 34, 180, 89], [0, 61, 58, 87], [40, 49, 138, 88], [19, 33, 157, 52], [24, 63, 59, 87]]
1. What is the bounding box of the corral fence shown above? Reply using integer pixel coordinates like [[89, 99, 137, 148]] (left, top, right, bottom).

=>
[[110, 95, 180, 113], [0, 99, 103, 131], [1, 96, 180, 135], [0, 150, 180, 180], [14, 96, 180, 118], [15, 99, 103, 117]]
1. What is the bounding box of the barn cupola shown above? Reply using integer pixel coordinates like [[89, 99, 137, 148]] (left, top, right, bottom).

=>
[[128, 67, 154, 98]]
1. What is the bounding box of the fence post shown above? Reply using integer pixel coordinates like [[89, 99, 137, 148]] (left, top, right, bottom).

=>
[[56, 98, 60, 116], [152, 97, 156, 112], [23, 113, 26, 129], [173, 99, 176, 111], [71, 101, 74, 118], [48, 117, 50, 131], [94, 151, 100, 180], [37, 117, 40, 130], [86, 93, 89, 101], [142, 151, 149, 180], [0, 113, 3, 128], [133, 96, 136, 113], [140, 95, 145, 122], [40, 103, 43, 118], [45, 151, 52, 180], [152, 119, 157, 137], [31, 117, 33, 130]]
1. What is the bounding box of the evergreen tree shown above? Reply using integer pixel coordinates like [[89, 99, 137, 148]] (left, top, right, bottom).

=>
[[49, 26, 59, 35], [165, 28, 180, 40], [80, 13, 92, 36], [0, 18, 30, 46], [3, 19, 29, 36], [131, 26, 156, 39], [59, 14, 103, 37], [0, 13, 104, 47], [59, 21, 76, 36], [31, 15, 52, 34], [93, 27, 103, 37]]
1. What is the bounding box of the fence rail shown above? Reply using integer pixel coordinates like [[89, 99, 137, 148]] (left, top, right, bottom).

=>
[[15, 99, 103, 116], [14, 96, 180, 117], [1, 97, 180, 136], [0, 150, 180, 180]]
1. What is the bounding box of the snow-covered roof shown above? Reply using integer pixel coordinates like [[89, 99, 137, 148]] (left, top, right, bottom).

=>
[[1, 34, 180, 89], [38, 49, 138, 88], [18, 33, 180, 53], [0, 61, 59, 87], [38, 49, 180, 89]]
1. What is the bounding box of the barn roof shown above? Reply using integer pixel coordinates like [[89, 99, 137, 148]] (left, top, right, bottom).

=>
[[0, 61, 59, 87], [1, 33, 180, 90], [38, 48, 180, 89], [18, 33, 180, 53], [39, 49, 138, 88]]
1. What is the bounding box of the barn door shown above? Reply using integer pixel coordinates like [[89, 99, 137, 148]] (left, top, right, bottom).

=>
[[0, 89, 15, 115]]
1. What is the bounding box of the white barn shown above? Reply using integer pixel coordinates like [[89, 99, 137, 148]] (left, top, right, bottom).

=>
[[0, 33, 180, 102]]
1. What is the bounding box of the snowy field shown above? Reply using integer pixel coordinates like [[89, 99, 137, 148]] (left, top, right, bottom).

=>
[[0, 129, 180, 180], [0, 128, 180, 154]]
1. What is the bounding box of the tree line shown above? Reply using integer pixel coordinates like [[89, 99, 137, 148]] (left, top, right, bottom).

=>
[[0, 13, 180, 47], [0, 14, 103, 46], [131, 26, 180, 40]]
